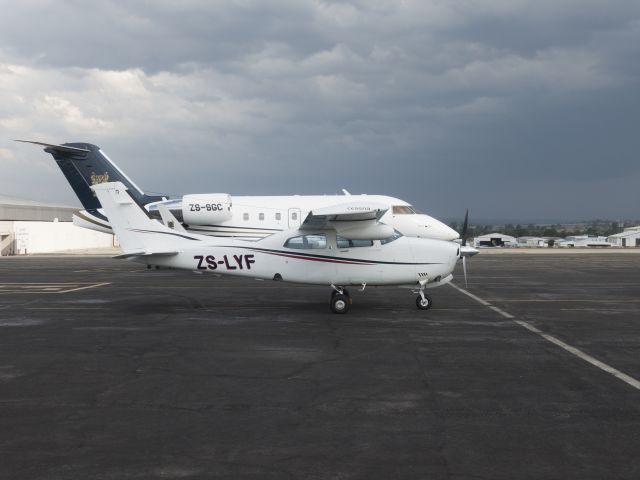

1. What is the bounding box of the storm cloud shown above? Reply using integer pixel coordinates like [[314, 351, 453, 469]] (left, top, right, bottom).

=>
[[1, 0, 639, 221]]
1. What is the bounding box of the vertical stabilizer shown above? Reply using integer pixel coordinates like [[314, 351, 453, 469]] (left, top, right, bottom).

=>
[[16, 140, 165, 211], [92, 182, 200, 255]]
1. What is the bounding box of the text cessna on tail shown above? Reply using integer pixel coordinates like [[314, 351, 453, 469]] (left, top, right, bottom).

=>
[[17, 141, 459, 242], [92, 181, 461, 313]]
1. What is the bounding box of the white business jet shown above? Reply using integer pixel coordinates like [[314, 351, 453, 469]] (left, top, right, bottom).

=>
[[17, 141, 460, 242], [92, 181, 460, 313]]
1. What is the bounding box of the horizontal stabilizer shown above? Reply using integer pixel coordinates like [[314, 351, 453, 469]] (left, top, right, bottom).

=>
[[114, 250, 179, 259], [15, 139, 90, 154]]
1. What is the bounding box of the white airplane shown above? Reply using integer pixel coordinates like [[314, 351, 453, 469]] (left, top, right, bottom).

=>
[[92, 181, 461, 313], [17, 140, 460, 242]]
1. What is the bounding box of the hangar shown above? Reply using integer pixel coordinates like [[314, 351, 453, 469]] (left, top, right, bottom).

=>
[[608, 226, 640, 248], [473, 232, 517, 248], [0, 194, 114, 255]]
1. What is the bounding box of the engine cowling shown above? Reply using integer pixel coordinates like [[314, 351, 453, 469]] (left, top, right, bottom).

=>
[[182, 194, 232, 225], [334, 221, 395, 240]]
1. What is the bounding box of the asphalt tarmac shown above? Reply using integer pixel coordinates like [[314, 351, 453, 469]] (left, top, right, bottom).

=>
[[0, 253, 639, 479]]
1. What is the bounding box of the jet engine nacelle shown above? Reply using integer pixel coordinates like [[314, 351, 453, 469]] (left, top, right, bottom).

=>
[[334, 222, 395, 240], [182, 194, 232, 225]]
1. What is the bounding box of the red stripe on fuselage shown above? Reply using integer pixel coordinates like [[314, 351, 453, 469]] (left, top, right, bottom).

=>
[[260, 250, 375, 265]]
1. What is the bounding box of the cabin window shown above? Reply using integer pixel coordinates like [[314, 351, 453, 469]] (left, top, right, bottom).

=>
[[275, 212, 281, 221], [381, 230, 403, 245], [292, 212, 298, 221], [243, 212, 249, 221], [259, 213, 265, 221], [337, 236, 373, 248], [284, 234, 327, 249], [392, 205, 417, 214]]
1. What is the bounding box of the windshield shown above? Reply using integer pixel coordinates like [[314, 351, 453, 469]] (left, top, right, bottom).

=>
[[392, 205, 418, 214], [337, 236, 373, 248]]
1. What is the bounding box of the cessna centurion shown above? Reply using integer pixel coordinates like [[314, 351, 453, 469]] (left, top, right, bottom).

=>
[[92, 181, 462, 313], [17, 141, 460, 242]]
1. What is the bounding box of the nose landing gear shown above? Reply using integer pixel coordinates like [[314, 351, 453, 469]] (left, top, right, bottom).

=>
[[416, 292, 433, 310], [414, 280, 433, 310]]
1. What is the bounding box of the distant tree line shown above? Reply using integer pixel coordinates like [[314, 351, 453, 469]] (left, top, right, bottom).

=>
[[448, 220, 640, 239]]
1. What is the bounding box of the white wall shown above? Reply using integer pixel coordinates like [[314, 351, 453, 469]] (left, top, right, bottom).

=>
[[608, 233, 640, 247], [12, 221, 114, 254]]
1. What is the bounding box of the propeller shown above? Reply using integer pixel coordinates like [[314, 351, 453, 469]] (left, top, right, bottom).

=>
[[458, 208, 478, 288], [462, 208, 469, 286], [461, 208, 469, 247], [462, 254, 469, 288]]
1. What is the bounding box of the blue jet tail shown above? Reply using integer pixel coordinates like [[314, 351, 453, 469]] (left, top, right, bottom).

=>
[[17, 140, 166, 212]]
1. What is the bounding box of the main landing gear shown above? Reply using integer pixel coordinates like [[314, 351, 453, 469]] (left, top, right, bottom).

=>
[[330, 285, 351, 314], [329, 284, 433, 313]]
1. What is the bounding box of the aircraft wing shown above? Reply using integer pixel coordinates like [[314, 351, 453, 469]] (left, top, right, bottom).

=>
[[300, 201, 394, 240], [302, 201, 389, 226]]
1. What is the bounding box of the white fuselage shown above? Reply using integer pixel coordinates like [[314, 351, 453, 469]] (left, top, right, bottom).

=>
[[155, 194, 458, 240], [75, 194, 459, 242], [130, 228, 460, 287]]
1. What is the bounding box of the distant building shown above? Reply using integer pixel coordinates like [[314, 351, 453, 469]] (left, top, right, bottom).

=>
[[473, 233, 517, 248], [517, 236, 550, 248], [0, 194, 76, 222], [608, 226, 640, 248], [557, 235, 611, 248], [1, 195, 114, 255]]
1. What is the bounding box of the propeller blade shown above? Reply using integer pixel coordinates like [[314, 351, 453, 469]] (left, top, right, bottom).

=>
[[461, 208, 469, 246], [462, 256, 468, 288]]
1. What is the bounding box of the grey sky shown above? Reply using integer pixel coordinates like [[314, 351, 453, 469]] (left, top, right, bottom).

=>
[[1, 0, 639, 222]]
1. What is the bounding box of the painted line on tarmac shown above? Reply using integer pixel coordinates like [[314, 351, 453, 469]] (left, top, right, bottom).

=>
[[449, 282, 640, 391], [0, 282, 111, 294], [57, 282, 111, 293]]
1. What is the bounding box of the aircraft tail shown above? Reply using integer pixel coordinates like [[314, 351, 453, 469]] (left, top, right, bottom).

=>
[[91, 181, 201, 257], [16, 140, 165, 211]]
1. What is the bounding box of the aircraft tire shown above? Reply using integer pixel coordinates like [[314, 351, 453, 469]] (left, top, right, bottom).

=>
[[331, 293, 351, 314], [416, 294, 432, 310]]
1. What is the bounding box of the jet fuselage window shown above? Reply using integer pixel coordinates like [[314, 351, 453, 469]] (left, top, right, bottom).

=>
[[275, 212, 282, 221], [259, 213, 265, 221], [284, 234, 327, 249], [243, 212, 249, 221], [392, 205, 417, 214], [337, 236, 373, 248]]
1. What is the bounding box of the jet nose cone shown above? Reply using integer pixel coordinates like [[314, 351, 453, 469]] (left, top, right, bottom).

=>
[[416, 216, 459, 241], [442, 224, 460, 241]]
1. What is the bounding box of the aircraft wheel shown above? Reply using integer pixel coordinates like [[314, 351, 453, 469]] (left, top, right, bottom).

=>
[[416, 294, 432, 310], [331, 293, 351, 314]]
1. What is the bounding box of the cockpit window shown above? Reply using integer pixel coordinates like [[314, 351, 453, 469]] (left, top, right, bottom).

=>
[[284, 234, 327, 249], [337, 236, 373, 248], [381, 230, 404, 245], [392, 205, 418, 214]]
